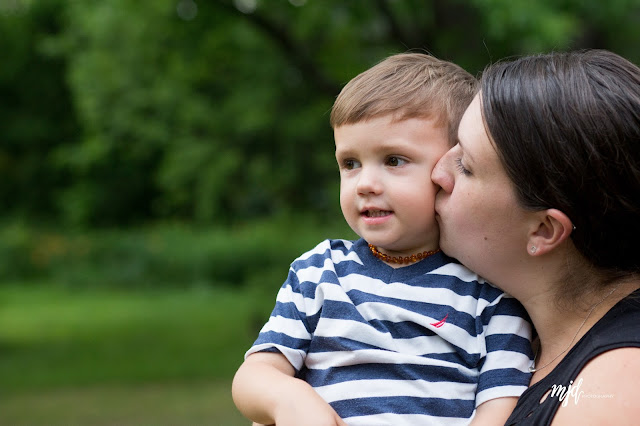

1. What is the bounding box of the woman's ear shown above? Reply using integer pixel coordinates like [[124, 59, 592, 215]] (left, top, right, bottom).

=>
[[527, 209, 574, 256]]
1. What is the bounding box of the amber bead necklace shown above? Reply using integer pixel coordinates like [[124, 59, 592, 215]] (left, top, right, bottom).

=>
[[368, 244, 440, 265]]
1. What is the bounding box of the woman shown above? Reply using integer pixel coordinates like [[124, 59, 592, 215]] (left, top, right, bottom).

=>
[[431, 49, 640, 425]]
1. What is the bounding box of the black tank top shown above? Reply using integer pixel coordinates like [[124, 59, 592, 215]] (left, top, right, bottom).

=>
[[505, 288, 640, 425]]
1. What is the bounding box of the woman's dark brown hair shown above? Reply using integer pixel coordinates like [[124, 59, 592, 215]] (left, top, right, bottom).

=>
[[480, 50, 640, 278]]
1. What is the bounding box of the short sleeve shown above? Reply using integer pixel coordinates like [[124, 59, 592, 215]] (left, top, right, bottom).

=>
[[476, 294, 534, 407], [245, 266, 314, 372]]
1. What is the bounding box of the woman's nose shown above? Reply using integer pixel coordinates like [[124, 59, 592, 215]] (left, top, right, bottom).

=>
[[432, 150, 454, 194]]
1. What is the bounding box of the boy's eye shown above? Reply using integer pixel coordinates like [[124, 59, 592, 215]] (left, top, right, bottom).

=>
[[343, 159, 361, 170], [386, 156, 406, 167]]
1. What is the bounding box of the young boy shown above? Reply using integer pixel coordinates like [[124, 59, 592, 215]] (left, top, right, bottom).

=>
[[232, 53, 533, 426]]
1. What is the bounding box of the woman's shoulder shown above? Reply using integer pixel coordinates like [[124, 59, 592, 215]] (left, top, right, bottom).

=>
[[587, 287, 640, 346], [550, 289, 640, 424], [506, 289, 640, 425], [551, 347, 640, 425]]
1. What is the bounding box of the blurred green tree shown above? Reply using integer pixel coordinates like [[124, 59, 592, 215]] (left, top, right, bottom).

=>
[[2, 0, 639, 226], [0, 0, 79, 221]]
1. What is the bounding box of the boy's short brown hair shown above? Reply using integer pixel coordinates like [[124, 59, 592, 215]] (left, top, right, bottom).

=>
[[330, 53, 477, 143]]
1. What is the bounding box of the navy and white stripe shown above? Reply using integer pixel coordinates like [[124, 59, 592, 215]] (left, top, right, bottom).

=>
[[247, 239, 533, 425]]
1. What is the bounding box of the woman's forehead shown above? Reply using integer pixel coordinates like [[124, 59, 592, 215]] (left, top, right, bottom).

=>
[[457, 97, 485, 157], [459, 96, 507, 174]]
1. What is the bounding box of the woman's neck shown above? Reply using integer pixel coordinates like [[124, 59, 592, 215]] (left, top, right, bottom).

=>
[[525, 281, 639, 384]]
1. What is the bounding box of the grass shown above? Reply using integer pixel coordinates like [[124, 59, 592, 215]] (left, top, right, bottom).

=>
[[1, 381, 248, 426], [0, 219, 357, 424], [0, 282, 268, 425]]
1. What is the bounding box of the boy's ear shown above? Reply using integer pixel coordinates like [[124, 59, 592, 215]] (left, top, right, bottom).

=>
[[527, 209, 574, 256]]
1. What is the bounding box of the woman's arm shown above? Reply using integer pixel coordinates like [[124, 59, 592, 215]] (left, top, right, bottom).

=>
[[551, 347, 640, 425], [232, 352, 346, 426]]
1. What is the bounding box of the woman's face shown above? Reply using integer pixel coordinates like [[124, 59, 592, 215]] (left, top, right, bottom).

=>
[[431, 95, 532, 288]]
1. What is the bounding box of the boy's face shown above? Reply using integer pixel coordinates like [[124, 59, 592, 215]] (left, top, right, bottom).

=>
[[335, 115, 450, 258]]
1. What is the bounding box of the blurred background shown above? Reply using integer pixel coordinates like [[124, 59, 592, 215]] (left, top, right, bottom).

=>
[[1, 0, 638, 424]]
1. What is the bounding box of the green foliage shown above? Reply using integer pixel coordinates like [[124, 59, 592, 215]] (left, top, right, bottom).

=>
[[468, 0, 640, 61], [49, 0, 343, 225], [0, 0, 80, 220], [0, 216, 355, 288], [2, 0, 639, 225]]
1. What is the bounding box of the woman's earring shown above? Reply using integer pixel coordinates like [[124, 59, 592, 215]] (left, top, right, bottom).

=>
[[530, 246, 537, 254]]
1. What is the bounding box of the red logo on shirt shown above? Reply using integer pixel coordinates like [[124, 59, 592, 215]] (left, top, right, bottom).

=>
[[431, 314, 448, 328]]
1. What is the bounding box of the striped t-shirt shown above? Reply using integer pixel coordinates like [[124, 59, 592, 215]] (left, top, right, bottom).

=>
[[247, 239, 533, 425]]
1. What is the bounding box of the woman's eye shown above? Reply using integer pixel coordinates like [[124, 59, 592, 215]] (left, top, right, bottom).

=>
[[455, 158, 471, 176], [386, 156, 406, 167]]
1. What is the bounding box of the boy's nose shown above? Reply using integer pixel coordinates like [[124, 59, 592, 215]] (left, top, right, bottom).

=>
[[357, 167, 383, 195]]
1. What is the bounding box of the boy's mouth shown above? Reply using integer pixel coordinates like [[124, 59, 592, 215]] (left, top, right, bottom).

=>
[[362, 209, 392, 217]]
